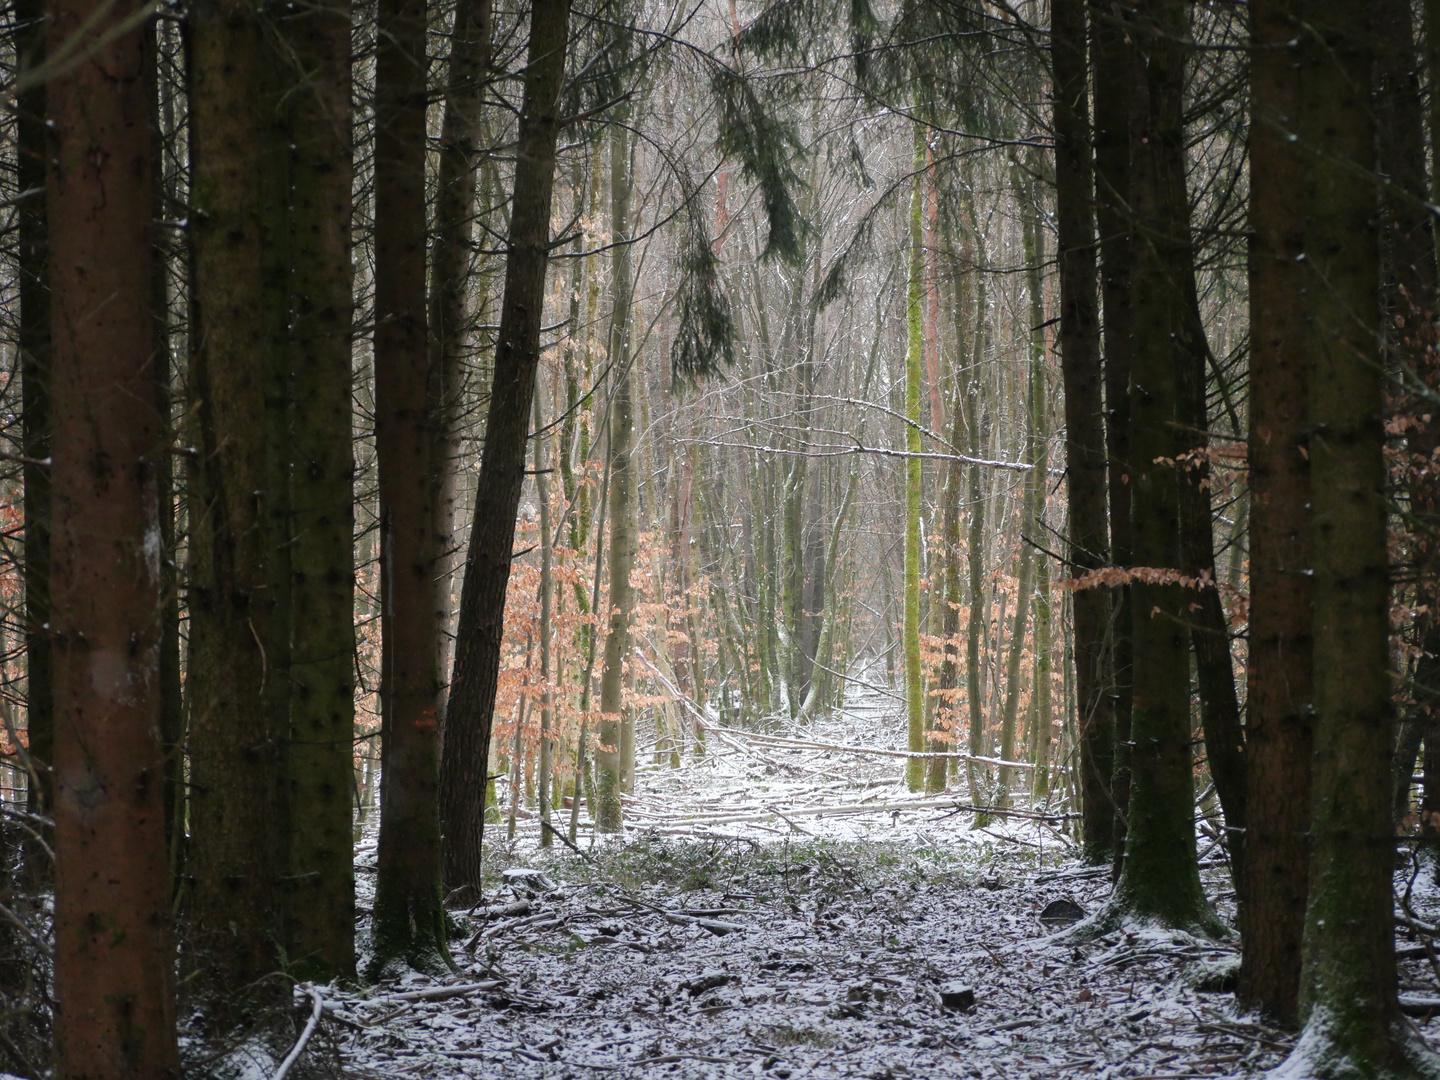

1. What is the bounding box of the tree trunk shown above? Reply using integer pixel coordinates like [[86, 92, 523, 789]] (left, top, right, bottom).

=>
[[429, 0, 493, 706], [185, 0, 286, 1001], [903, 124, 926, 792], [1053, 0, 1114, 862], [46, 0, 179, 1069], [598, 113, 637, 828], [1276, 3, 1440, 1072], [535, 386, 554, 846], [998, 164, 1046, 806], [1106, 0, 1219, 935], [1238, 0, 1313, 1027], [371, 0, 448, 972], [1178, 323, 1246, 896], [1025, 189, 1054, 800], [283, 0, 357, 981], [569, 447, 610, 844], [1090, 0, 1136, 876], [441, 0, 572, 891], [965, 281, 990, 799]]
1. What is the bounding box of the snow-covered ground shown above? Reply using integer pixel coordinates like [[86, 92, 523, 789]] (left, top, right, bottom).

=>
[[326, 681, 1440, 1079]]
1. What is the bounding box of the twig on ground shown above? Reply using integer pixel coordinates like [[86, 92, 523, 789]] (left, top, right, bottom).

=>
[[272, 984, 323, 1080], [542, 818, 598, 864]]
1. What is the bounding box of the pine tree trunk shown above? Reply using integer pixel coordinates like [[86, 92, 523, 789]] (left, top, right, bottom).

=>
[[1053, 0, 1114, 862], [185, 0, 287, 1000], [284, 0, 357, 981], [371, 0, 448, 971], [1178, 318, 1246, 895], [1277, 3, 1439, 1072], [1107, 0, 1219, 934], [441, 0, 571, 889], [46, 0, 179, 1069], [1090, 0, 1136, 874], [1238, 0, 1312, 1027]]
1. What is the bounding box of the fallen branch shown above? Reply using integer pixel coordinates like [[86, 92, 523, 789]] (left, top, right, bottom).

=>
[[381, 980, 505, 1003], [663, 911, 746, 935], [272, 984, 323, 1080]]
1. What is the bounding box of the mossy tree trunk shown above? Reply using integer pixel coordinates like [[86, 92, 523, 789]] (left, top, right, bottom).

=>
[[1276, 2, 1440, 1073], [1106, 0, 1219, 935], [597, 112, 636, 829]]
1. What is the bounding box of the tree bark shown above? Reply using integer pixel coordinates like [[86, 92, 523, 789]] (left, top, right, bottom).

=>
[[535, 386, 555, 845], [1053, 0, 1114, 862], [1090, 0, 1136, 876], [1178, 320, 1246, 895], [1276, 2, 1440, 1072], [284, 0, 357, 981], [185, 0, 287, 1000], [46, 0, 179, 1069], [441, 0, 572, 891], [598, 114, 637, 827], [1238, 0, 1312, 1028], [429, 0, 493, 706], [1106, 0, 1220, 935], [964, 280, 990, 799], [371, 0, 448, 971]]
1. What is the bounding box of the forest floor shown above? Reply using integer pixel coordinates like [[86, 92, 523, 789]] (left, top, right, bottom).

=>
[[312, 683, 1440, 1080]]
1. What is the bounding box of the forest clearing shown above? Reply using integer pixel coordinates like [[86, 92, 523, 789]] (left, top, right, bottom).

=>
[[5, 0, 1440, 1077]]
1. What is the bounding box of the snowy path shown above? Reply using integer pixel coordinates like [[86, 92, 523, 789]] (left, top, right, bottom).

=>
[[330, 681, 1440, 1078]]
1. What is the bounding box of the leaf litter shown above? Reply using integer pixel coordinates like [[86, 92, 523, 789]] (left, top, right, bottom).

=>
[[332, 686, 1440, 1078]]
